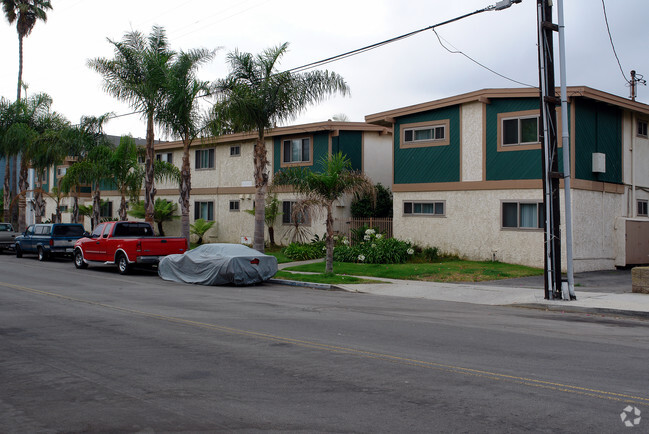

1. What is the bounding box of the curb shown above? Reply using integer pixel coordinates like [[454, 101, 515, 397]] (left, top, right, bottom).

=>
[[510, 303, 649, 320], [267, 278, 348, 292]]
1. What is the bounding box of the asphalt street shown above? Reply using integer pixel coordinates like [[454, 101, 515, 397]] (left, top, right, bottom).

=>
[[0, 253, 648, 432]]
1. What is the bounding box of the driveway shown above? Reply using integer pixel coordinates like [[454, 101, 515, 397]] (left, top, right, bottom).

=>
[[474, 269, 633, 294]]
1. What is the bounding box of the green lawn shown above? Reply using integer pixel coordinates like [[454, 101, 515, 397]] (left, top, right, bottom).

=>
[[282, 260, 543, 283], [274, 271, 386, 285]]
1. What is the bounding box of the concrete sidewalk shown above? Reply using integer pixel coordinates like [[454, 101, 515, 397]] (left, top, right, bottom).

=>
[[278, 261, 649, 318]]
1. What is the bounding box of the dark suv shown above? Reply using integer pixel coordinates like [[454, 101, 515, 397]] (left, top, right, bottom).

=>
[[15, 223, 86, 261]]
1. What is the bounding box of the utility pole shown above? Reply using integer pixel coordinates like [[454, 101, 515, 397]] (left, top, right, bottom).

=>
[[537, 0, 562, 299]]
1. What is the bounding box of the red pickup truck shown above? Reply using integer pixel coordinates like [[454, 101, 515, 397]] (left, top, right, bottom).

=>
[[74, 221, 187, 274]]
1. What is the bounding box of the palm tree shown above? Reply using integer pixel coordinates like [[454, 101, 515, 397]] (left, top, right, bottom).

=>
[[59, 114, 112, 223], [88, 26, 176, 227], [128, 198, 179, 236], [159, 48, 215, 246], [273, 152, 373, 274], [212, 42, 349, 252], [2, 0, 52, 101], [63, 143, 113, 229], [29, 127, 68, 222], [245, 193, 281, 247], [0, 97, 17, 223], [107, 136, 144, 221]]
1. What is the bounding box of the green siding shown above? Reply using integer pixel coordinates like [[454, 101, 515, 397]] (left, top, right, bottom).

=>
[[574, 99, 622, 183], [394, 106, 460, 184], [333, 131, 362, 171], [274, 131, 355, 173]]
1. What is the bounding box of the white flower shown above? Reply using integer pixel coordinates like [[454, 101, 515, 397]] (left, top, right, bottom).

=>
[[365, 228, 375, 235], [322, 247, 326, 251], [363, 234, 371, 241], [407, 248, 414, 255], [371, 243, 376, 248], [406, 238, 413, 244], [333, 235, 339, 241], [375, 233, 383, 239], [343, 239, 349, 245], [357, 254, 365, 262]]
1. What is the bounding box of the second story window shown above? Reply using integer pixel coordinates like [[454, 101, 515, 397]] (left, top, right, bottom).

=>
[[230, 145, 241, 156], [283, 138, 310, 164], [156, 152, 173, 164], [638, 199, 648, 217], [638, 120, 648, 138], [195, 148, 215, 169], [502, 115, 540, 146], [404, 125, 445, 144]]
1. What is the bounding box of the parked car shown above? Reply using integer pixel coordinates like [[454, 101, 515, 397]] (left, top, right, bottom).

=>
[[158, 243, 278, 286], [0, 222, 18, 253], [15, 223, 86, 261], [74, 221, 187, 274]]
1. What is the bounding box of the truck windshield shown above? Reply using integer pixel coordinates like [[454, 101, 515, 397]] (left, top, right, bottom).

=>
[[53, 225, 85, 237], [113, 223, 153, 237]]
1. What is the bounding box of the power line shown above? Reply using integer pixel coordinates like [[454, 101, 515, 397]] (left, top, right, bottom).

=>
[[432, 29, 537, 88], [601, 0, 629, 84]]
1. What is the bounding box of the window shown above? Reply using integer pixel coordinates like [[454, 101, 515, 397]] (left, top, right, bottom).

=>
[[282, 138, 311, 164], [34, 225, 51, 235], [195, 148, 215, 169], [58, 205, 68, 213], [502, 116, 539, 146], [229, 200, 240, 212], [156, 152, 173, 164], [400, 120, 450, 148], [403, 201, 445, 216], [57, 167, 67, 177], [230, 145, 241, 156], [91, 223, 105, 238], [282, 201, 309, 225], [638, 199, 648, 217], [194, 201, 214, 221], [100, 201, 113, 218], [638, 120, 648, 138], [502, 201, 544, 229], [53, 225, 84, 237]]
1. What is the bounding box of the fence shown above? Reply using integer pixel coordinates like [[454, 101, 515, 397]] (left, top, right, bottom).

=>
[[334, 217, 393, 242]]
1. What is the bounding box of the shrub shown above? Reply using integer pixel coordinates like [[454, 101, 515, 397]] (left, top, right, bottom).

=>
[[283, 241, 325, 261], [333, 229, 413, 264]]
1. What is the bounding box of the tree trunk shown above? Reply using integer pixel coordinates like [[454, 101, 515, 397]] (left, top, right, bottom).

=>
[[253, 134, 269, 253], [157, 221, 165, 237], [180, 138, 191, 249], [33, 172, 43, 224], [92, 183, 101, 230], [3, 161, 11, 223], [72, 189, 79, 224], [11, 155, 18, 227], [144, 112, 156, 227], [325, 203, 334, 274], [268, 226, 275, 247], [16, 35, 23, 101], [18, 160, 28, 232], [118, 193, 127, 221]]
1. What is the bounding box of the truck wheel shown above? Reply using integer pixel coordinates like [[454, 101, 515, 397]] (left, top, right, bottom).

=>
[[37, 246, 49, 261], [15, 245, 22, 258], [74, 250, 88, 269], [117, 254, 131, 275]]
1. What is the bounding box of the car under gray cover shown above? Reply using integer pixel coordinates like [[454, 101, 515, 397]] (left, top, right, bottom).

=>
[[158, 243, 278, 286]]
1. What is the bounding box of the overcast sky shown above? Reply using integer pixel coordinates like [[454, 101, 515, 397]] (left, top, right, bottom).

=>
[[1, 0, 647, 140]]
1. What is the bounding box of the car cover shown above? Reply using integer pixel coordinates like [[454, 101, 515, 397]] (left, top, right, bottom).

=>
[[158, 243, 278, 286]]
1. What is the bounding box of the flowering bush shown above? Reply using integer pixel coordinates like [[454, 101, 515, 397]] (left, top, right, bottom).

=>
[[333, 229, 414, 264]]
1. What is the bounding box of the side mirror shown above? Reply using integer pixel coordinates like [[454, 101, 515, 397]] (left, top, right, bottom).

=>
[[83, 231, 90, 237]]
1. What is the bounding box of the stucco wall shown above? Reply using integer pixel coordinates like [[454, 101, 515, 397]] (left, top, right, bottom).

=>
[[393, 188, 623, 272], [461, 102, 483, 182], [362, 132, 393, 187]]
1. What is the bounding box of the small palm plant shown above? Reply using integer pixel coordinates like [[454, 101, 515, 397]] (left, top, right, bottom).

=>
[[128, 198, 179, 236], [190, 218, 215, 245]]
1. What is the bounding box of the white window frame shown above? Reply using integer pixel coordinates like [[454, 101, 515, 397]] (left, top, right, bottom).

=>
[[282, 137, 312, 165], [637, 120, 648, 138], [501, 201, 544, 230], [282, 201, 310, 225], [194, 201, 214, 221], [195, 148, 215, 170], [156, 152, 173, 164], [402, 201, 445, 217], [501, 115, 540, 146], [638, 199, 648, 217]]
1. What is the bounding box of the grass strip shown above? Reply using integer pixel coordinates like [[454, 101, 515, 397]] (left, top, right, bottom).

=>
[[282, 260, 543, 283], [274, 271, 387, 285]]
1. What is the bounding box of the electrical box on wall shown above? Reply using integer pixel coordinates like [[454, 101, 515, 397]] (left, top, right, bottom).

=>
[[592, 153, 606, 173]]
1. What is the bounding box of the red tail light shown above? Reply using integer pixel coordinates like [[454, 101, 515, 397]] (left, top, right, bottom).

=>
[[49, 239, 54, 247], [136, 240, 141, 252], [250, 258, 260, 265]]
